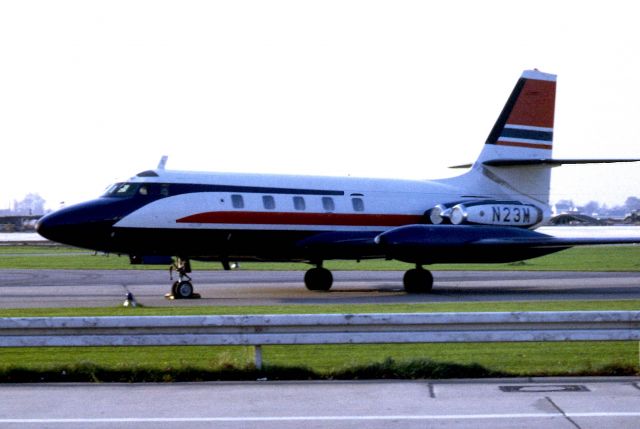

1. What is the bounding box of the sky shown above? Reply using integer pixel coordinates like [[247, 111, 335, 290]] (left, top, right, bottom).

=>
[[1, 0, 640, 211]]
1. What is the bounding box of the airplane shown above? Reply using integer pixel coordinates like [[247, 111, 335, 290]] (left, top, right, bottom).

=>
[[36, 69, 640, 299]]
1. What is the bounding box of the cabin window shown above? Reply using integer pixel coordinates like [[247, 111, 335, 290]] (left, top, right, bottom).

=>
[[293, 196, 306, 211], [322, 197, 335, 212], [231, 194, 244, 209], [262, 195, 276, 210], [352, 197, 364, 212], [137, 183, 170, 197]]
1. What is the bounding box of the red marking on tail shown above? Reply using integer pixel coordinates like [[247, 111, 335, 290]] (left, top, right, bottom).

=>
[[506, 79, 556, 128], [496, 141, 553, 150]]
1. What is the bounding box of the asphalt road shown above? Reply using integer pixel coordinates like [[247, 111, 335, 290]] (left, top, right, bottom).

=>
[[1, 269, 640, 308], [1, 378, 639, 428]]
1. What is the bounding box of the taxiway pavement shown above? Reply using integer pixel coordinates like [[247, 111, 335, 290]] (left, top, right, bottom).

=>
[[1, 269, 640, 308], [1, 378, 639, 428]]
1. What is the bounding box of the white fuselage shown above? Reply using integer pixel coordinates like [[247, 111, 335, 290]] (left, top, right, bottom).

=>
[[112, 168, 540, 233]]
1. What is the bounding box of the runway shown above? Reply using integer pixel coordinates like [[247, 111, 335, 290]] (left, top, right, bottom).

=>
[[1, 378, 639, 428], [1, 269, 640, 308]]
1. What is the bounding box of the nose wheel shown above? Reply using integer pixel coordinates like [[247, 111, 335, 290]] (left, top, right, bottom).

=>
[[166, 258, 201, 299], [171, 280, 195, 299]]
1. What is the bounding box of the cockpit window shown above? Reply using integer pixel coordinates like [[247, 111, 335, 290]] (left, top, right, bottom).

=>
[[103, 183, 140, 197], [103, 183, 172, 198]]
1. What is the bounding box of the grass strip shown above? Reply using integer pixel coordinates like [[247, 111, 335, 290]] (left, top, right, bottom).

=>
[[1, 299, 639, 317], [0, 341, 637, 382], [2, 245, 640, 271]]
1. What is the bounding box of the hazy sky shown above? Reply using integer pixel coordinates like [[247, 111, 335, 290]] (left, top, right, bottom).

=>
[[2, 0, 639, 211]]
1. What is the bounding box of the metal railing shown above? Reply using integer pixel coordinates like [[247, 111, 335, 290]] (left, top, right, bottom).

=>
[[1, 311, 639, 369]]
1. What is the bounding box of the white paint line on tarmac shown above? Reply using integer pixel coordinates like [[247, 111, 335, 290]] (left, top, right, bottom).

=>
[[3, 411, 640, 424]]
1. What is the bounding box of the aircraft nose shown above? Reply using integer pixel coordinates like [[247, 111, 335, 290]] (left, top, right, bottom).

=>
[[36, 199, 128, 250], [35, 212, 58, 242], [36, 209, 81, 244]]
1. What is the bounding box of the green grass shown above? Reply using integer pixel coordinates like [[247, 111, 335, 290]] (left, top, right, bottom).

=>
[[2, 244, 640, 271], [265, 341, 638, 375], [1, 341, 636, 382], [1, 299, 639, 318]]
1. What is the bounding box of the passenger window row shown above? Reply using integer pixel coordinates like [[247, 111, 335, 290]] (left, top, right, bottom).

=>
[[229, 194, 365, 212]]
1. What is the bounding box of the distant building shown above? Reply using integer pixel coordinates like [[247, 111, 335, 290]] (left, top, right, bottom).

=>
[[12, 193, 46, 216]]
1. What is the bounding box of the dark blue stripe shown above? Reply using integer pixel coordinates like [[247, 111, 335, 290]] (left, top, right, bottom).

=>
[[486, 78, 527, 145], [500, 128, 553, 141], [169, 183, 344, 196], [106, 182, 345, 198]]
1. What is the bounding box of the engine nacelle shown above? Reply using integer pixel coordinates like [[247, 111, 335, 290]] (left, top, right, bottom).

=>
[[427, 200, 467, 225], [428, 200, 543, 227]]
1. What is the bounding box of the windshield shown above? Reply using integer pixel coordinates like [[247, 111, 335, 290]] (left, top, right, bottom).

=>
[[103, 182, 171, 198], [103, 183, 140, 197]]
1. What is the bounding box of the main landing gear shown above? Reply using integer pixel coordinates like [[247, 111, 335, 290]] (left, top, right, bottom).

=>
[[403, 264, 434, 293], [304, 262, 434, 293], [166, 257, 201, 300], [304, 263, 334, 291]]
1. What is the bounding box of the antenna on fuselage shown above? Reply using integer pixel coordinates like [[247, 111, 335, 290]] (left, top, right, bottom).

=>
[[157, 155, 168, 170]]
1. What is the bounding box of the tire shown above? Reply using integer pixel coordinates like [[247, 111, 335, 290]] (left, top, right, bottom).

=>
[[174, 281, 194, 299], [304, 268, 333, 291], [403, 268, 434, 293]]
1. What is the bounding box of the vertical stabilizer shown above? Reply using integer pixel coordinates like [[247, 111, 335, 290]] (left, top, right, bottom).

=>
[[478, 69, 556, 164], [455, 70, 558, 210]]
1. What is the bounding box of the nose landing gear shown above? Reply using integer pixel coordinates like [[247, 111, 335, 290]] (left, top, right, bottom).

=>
[[166, 257, 201, 299]]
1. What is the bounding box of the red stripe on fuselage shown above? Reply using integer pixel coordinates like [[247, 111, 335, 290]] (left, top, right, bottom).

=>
[[176, 211, 422, 227]]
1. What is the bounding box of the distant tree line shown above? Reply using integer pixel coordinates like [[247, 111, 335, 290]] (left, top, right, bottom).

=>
[[555, 197, 640, 219]]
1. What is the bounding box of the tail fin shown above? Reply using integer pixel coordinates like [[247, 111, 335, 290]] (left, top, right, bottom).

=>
[[459, 70, 557, 209], [478, 69, 556, 164]]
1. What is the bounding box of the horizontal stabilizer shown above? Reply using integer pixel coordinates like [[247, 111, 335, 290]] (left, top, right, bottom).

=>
[[482, 158, 640, 167], [449, 163, 473, 169], [450, 158, 640, 169]]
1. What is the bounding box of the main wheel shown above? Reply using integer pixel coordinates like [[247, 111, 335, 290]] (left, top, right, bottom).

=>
[[304, 267, 333, 291], [403, 268, 434, 293], [174, 280, 194, 299]]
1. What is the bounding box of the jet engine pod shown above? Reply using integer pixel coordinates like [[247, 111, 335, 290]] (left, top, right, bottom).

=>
[[425, 201, 468, 224], [448, 200, 542, 227], [428, 204, 448, 224]]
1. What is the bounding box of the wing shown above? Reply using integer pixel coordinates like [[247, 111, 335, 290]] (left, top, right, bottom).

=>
[[374, 225, 640, 265], [296, 224, 640, 265], [296, 231, 382, 260]]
